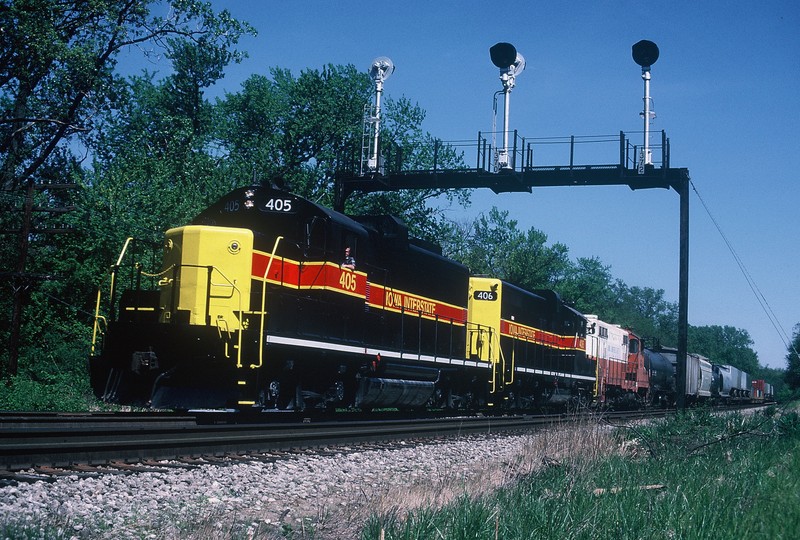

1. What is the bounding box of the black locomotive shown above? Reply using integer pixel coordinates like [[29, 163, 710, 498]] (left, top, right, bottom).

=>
[[90, 186, 591, 410]]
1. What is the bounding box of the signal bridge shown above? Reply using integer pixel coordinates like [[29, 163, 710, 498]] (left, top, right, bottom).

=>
[[334, 128, 688, 211]]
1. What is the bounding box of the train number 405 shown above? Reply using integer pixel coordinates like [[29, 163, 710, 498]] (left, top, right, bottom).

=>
[[264, 198, 293, 212], [339, 272, 357, 291]]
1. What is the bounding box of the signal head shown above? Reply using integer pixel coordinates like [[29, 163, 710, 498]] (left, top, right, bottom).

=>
[[490, 42, 518, 69], [369, 57, 394, 82], [632, 40, 659, 68]]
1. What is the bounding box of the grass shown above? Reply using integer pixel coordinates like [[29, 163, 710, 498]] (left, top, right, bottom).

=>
[[362, 405, 800, 540]]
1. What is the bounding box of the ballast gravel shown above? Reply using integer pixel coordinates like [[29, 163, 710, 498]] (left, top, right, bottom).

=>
[[0, 426, 617, 539]]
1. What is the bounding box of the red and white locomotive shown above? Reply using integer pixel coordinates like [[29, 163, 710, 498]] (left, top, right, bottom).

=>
[[584, 315, 649, 407]]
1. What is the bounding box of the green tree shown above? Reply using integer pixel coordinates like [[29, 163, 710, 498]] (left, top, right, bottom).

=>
[[85, 40, 238, 250], [688, 325, 759, 375], [216, 70, 469, 242], [216, 65, 372, 202], [609, 282, 678, 346], [0, 0, 251, 384], [450, 207, 571, 290], [786, 323, 800, 391], [0, 0, 251, 193], [555, 257, 615, 315], [348, 96, 470, 242]]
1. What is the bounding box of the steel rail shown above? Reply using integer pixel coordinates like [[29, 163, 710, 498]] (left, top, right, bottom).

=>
[[0, 415, 592, 471], [0, 408, 678, 472]]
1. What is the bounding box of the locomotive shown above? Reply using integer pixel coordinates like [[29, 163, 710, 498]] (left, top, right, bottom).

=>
[[585, 316, 650, 408], [89, 185, 771, 411], [90, 185, 592, 411]]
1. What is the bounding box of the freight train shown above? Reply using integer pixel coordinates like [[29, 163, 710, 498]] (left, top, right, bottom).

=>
[[89, 185, 771, 411]]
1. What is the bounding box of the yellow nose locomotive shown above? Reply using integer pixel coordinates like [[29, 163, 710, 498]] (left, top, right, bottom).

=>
[[90, 185, 593, 411]]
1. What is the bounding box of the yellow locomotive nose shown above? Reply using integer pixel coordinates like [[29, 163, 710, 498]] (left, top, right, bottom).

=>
[[160, 225, 253, 330]]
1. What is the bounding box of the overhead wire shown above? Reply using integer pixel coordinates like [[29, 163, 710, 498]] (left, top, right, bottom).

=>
[[690, 179, 798, 360]]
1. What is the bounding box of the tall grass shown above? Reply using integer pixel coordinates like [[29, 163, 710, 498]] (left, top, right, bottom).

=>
[[363, 406, 800, 540]]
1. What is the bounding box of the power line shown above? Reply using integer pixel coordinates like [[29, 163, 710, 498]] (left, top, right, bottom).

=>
[[690, 179, 797, 360]]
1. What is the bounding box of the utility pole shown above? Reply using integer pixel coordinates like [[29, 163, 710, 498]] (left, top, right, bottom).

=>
[[2, 178, 76, 376]]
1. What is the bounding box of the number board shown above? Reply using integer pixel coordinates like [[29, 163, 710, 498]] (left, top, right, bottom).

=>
[[222, 197, 296, 213], [473, 290, 497, 301], [261, 197, 295, 213]]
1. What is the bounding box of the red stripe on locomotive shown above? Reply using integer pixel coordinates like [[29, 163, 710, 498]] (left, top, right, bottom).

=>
[[500, 319, 585, 350]]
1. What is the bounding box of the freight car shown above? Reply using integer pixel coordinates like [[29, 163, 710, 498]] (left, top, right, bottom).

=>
[[712, 364, 751, 400], [751, 379, 768, 402], [90, 186, 592, 411], [643, 347, 721, 406], [641, 346, 774, 407]]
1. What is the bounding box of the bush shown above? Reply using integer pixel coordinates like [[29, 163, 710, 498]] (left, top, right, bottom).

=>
[[1, 333, 98, 411], [0, 371, 96, 411]]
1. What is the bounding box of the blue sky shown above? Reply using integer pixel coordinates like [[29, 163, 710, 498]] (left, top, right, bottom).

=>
[[178, 1, 797, 369]]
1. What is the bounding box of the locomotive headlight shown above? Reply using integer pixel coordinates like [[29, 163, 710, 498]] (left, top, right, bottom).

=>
[[228, 240, 241, 254]]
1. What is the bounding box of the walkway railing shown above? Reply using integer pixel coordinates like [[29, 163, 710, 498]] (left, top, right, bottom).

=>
[[339, 130, 670, 177]]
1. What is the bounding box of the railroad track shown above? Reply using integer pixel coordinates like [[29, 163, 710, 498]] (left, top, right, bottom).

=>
[[0, 408, 669, 475]]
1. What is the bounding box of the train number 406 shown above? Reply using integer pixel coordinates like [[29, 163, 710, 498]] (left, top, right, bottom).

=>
[[339, 272, 357, 291]]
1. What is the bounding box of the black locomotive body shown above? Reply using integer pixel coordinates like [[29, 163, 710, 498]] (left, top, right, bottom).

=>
[[91, 186, 482, 410]]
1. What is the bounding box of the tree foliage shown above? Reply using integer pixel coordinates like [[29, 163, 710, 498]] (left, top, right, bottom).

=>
[[557, 257, 616, 314], [216, 75, 469, 242], [350, 96, 471, 242], [688, 325, 759, 375], [0, 0, 252, 382], [609, 283, 678, 346], [216, 64, 371, 201], [0, 0, 252, 192], [786, 324, 800, 391], [447, 207, 571, 291], [85, 41, 236, 252]]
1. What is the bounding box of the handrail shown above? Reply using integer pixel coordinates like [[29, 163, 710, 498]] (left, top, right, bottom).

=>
[[108, 237, 135, 319], [252, 236, 283, 369], [90, 289, 106, 356], [501, 331, 513, 385], [92, 237, 135, 354], [205, 266, 245, 369], [114, 237, 135, 267], [490, 328, 500, 394]]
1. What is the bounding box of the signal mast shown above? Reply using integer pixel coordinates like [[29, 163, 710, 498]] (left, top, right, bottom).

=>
[[632, 40, 659, 172], [362, 56, 395, 174], [489, 42, 525, 171]]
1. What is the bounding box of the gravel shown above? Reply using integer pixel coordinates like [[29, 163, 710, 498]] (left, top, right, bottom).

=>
[[0, 425, 615, 539]]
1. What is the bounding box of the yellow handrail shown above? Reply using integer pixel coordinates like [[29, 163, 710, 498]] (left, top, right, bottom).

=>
[[114, 237, 135, 267], [109, 236, 135, 303], [251, 236, 283, 369], [92, 237, 134, 355], [90, 289, 106, 355], [204, 266, 244, 368]]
